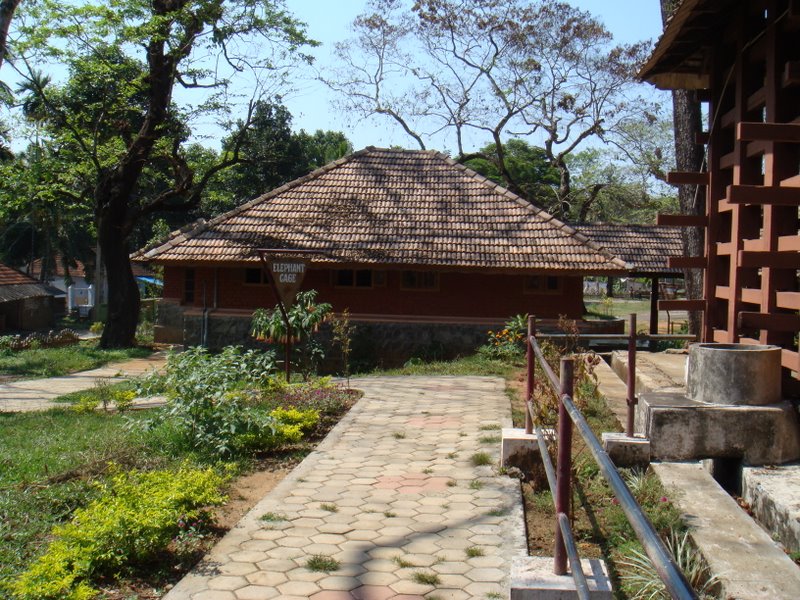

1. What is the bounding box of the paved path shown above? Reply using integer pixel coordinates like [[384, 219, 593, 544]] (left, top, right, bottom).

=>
[[0, 353, 167, 412], [165, 376, 526, 600]]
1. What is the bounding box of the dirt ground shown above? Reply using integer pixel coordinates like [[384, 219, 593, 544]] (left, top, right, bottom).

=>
[[505, 369, 605, 560], [215, 463, 295, 530]]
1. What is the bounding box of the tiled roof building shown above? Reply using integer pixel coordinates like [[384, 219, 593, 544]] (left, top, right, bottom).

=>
[[571, 224, 682, 275], [138, 148, 679, 361], [136, 148, 627, 273], [0, 263, 55, 331]]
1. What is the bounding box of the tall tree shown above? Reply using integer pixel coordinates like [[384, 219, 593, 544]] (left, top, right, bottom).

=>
[[462, 139, 559, 208], [659, 0, 705, 335], [10, 0, 316, 347], [0, 0, 19, 70], [566, 147, 677, 224], [219, 101, 352, 206], [327, 0, 650, 218], [0, 142, 94, 277]]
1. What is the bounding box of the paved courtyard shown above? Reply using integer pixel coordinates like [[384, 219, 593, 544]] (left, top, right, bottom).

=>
[[165, 376, 527, 600]]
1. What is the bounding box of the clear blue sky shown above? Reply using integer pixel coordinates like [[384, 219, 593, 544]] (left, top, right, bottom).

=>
[[284, 0, 670, 151], [3, 1, 669, 153]]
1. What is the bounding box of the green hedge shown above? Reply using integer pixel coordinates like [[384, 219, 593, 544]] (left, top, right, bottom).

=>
[[7, 466, 226, 600]]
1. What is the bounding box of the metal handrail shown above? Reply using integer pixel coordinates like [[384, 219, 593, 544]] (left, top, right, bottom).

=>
[[559, 392, 697, 599], [558, 513, 590, 600], [526, 319, 699, 600], [533, 333, 696, 341]]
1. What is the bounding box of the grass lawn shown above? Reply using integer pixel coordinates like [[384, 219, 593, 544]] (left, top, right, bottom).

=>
[[0, 410, 161, 584], [584, 298, 652, 319], [358, 352, 520, 379], [0, 357, 356, 599], [0, 341, 151, 380]]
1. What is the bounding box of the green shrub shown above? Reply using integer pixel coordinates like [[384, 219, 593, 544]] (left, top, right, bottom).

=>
[[135, 347, 334, 458], [231, 406, 320, 453], [88, 322, 104, 335], [71, 395, 99, 414], [479, 314, 528, 361], [251, 289, 333, 378], [113, 389, 136, 412], [138, 345, 277, 398], [270, 407, 319, 432], [7, 466, 225, 600]]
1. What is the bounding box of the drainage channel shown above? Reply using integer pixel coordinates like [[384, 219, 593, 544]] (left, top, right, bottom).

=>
[[598, 352, 800, 598]]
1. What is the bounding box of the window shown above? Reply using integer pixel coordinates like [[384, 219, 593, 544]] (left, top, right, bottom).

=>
[[334, 269, 375, 288], [400, 270, 438, 290], [524, 275, 561, 294], [183, 268, 196, 303], [244, 268, 266, 284]]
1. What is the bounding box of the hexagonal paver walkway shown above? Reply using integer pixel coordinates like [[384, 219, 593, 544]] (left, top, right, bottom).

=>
[[164, 376, 527, 600]]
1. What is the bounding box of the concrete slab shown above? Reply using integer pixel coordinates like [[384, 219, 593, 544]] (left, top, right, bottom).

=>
[[637, 392, 800, 465], [510, 556, 612, 599], [742, 464, 800, 553], [501, 428, 553, 472], [601, 432, 649, 468], [653, 461, 800, 600]]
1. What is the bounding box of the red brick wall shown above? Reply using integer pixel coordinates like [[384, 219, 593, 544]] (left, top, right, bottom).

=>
[[162, 265, 584, 320]]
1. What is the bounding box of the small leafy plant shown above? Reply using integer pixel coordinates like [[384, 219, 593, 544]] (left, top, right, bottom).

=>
[[251, 289, 332, 379], [619, 529, 718, 599], [479, 314, 528, 360]]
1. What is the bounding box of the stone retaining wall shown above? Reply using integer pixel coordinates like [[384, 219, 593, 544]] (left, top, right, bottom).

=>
[[154, 301, 624, 369]]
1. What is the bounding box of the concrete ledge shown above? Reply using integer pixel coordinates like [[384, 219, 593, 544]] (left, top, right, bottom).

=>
[[602, 432, 650, 468], [611, 350, 687, 397], [502, 427, 553, 472], [636, 392, 800, 465], [742, 464, 800, 553], [652, 461, 800, 600], [511, 556, 612, 599]]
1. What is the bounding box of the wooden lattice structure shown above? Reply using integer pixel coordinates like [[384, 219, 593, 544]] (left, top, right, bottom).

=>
[[641, 0, 800, 378]]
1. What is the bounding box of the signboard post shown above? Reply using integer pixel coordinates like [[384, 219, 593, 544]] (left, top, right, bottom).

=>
[[257, 251, 309, 382]]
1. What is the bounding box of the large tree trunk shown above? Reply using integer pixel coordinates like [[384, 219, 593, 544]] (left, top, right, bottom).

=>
[[96, 171, 141, 348], [97, 211, 140, 348], [660, 1, 705, 337], [672, 89, 705, 336], [0, 0, 20, 70]]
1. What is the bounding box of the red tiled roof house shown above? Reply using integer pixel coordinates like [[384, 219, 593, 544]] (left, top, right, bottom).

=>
[[0, 263, 56, 332], [135, 148, 634, 364]]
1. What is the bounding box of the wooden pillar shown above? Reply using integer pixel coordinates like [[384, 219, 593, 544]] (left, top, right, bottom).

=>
[[649, 277, 660, 335], [649, 277, 659, 351]]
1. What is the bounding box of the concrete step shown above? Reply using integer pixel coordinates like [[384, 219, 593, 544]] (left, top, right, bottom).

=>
[[653, 462, 800, 600], [742, 464, 800, 554]]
